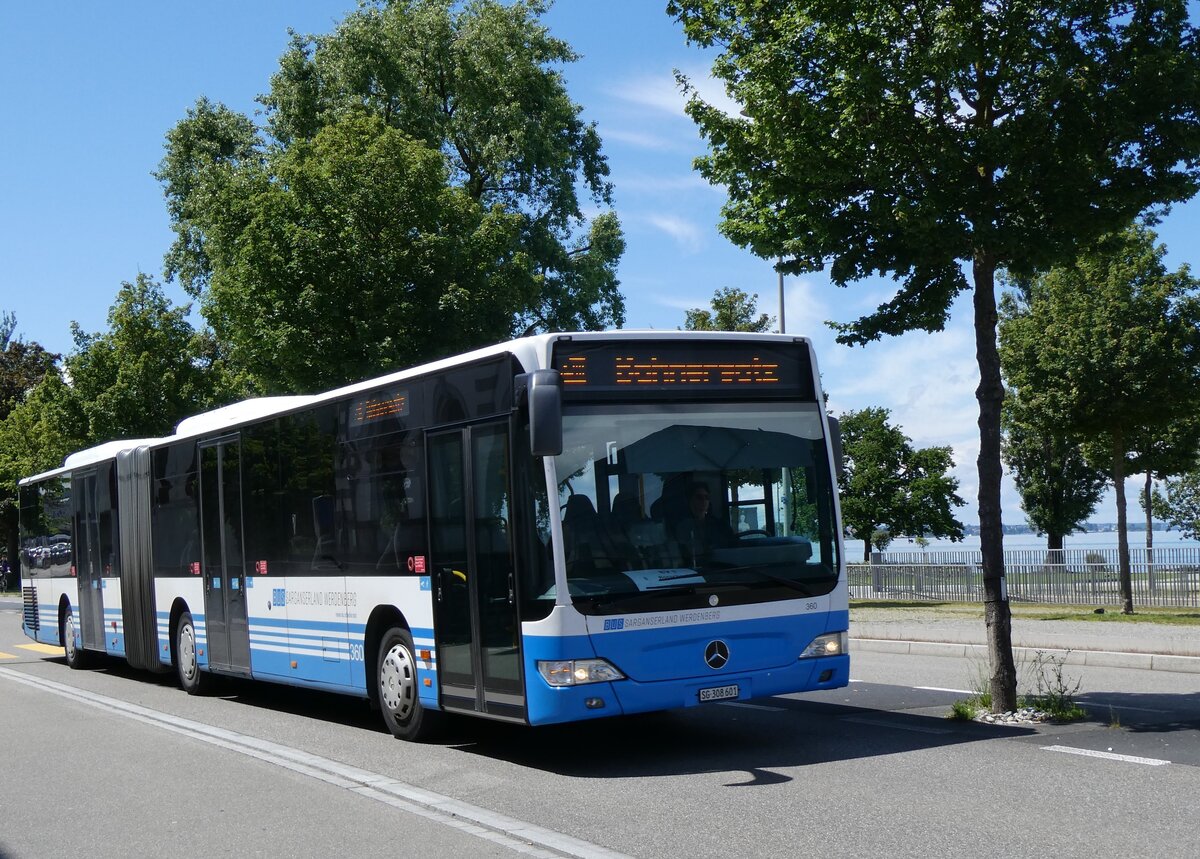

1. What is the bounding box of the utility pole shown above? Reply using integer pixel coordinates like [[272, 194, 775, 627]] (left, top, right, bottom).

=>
[[777, 259, 785, 333]]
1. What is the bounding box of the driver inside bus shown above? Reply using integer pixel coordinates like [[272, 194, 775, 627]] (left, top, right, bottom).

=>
[[675, 481, 733, 563]]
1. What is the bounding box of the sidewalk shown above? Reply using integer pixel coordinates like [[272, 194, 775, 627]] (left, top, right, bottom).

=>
[[850, 608, 1200, 674]]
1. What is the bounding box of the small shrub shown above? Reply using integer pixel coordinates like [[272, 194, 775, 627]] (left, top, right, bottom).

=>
[[948, 699, 979, 720], [1021, 650, 1087, 722]]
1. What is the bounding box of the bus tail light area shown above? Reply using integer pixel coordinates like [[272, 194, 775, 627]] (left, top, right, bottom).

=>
[[799, 632, 847, 659], [537, 658, 625, 687]]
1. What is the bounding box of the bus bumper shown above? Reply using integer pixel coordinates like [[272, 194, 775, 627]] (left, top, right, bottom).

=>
[[524, 651, 849, 726]]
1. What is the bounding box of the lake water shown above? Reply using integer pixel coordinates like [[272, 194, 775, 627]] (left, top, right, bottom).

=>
[[843, 530, 1200, 559]]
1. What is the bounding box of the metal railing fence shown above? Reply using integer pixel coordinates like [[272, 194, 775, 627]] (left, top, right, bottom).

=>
[[847, 546, 1200, 607]]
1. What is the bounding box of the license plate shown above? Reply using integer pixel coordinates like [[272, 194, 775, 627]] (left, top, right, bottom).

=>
[[699, 683, 739, 703]]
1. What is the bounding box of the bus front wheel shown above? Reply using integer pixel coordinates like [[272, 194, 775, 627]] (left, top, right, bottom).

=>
[[175, 611, 211, 695], [377, 627, 439, 741], [62, 607, 90, 670]]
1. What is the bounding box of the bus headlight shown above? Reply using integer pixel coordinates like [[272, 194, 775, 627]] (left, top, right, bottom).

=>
[[537, 659, 625, 687], [800, 632, 847, 659]]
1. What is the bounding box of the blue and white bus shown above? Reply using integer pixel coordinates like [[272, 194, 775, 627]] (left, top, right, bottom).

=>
[[18, 331, 848, 740]]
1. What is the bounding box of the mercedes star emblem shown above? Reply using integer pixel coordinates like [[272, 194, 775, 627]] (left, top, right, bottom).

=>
[[704, 640, 730, 670]]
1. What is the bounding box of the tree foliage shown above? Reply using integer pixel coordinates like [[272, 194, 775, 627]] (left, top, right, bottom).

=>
[[1151, 471, 1200, 539], [684, 286, 773, 332], [670, 0, 1200, 710], [837, 407, 965, 562], [1001, 392, 1106, 553], [0, 371, 87, 576], [0, 312, 68, 575], [66, 275, 231, 443], [158, 0, 624, 393], [998, 225, 1200, 612], [1, 313, 59, 423]]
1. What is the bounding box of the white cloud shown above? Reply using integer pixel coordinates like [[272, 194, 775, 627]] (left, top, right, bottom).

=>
[[653, 292, 708, 312], [603, 128, 685, 152], [644, 213, 704, 252], [615, 171, 715, 196], [608, 73, 688, 115], [607, 66, 742, 119], [781, 276, 833, 342], [815, 292, 1040, 524]]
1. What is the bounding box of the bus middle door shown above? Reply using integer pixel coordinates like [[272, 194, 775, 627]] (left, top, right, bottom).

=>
[[72, 471, 105, 652], [199, 436, 251, 675], [428, 421, 525, 722]]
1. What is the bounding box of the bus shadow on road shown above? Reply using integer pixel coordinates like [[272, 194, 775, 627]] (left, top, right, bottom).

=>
[[447, 698, 1036, 783]]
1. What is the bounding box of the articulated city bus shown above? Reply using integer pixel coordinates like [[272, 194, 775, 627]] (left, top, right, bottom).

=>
[[18, 331, 848, 740]]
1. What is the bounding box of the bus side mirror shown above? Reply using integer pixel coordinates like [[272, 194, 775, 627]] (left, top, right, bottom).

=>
[[827, 416, 844, 481], [516, 370, 562, 457]]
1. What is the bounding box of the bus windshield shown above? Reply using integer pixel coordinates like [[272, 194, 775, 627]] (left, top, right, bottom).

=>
[[551, 401, 839, 614]]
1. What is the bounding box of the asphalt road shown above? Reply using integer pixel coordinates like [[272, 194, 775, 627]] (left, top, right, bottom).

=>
[[2, 601, 1198, 859]]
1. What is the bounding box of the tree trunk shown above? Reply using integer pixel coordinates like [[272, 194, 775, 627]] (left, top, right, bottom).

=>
[[1144, 473, 1155, 592], [1046, 532, 1064, 571], [2, 507, 19, 590], [1113, 443, 1134, 614], [973, 254, 1018, 712]]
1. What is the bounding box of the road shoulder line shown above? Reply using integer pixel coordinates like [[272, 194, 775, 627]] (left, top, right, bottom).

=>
[[851, 638, 1200, 673]]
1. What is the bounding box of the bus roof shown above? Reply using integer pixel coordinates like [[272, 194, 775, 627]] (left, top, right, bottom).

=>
[[18, 330, 814, 485]]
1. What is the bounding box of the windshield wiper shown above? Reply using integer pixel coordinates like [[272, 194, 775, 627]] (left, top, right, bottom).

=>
[[573, 583, 699, 611], [751, 570, 818, 596], [703, 564, 818, 597]]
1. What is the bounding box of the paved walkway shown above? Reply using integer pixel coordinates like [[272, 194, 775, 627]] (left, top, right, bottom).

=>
[[851, 608, 1200, 674]]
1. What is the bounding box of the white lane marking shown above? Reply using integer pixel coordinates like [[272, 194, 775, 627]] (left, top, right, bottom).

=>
[[0, 666, 630, 859], [1079, 701, 1169, 715], [842, 716, 952, 735], [1041, 745, 1170, 767], [915, 686, 973, 694], [719, 701, 787, 712]]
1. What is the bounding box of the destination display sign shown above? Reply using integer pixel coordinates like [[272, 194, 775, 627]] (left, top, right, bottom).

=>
[[551, 341, 813, 398]]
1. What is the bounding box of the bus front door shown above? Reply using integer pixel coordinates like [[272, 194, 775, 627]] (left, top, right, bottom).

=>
[[428, 422, 525, 721], [199, 437, 251, 675]]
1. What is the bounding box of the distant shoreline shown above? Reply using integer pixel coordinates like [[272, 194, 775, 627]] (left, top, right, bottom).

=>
[[844, 529, 1200, 556]]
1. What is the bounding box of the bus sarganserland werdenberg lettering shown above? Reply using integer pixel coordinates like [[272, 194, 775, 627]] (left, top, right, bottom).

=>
[[17, 331, 848, 740]]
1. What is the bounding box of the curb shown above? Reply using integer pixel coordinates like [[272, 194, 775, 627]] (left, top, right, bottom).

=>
[[850, 637, 1200, 674]]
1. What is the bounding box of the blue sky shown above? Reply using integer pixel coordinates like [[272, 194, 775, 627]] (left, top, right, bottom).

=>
[[3, 1, 1198, 532]]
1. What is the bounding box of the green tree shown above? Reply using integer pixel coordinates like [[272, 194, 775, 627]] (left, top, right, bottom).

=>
[[0, 312, 65, 580], [158, 0, 624, 393], [669, 0, 1200, 711], [1, 312, 59, 422], [838, 407, 965, 562], [67, 275, 231, 442], [998, 225, 1200, 613], [1151, 469, 1200, 539], [1131, 416, 1200, 566], [1000, 378, 1107, 556], [0, 372, 87, 577], [684, 287, 773, 332]]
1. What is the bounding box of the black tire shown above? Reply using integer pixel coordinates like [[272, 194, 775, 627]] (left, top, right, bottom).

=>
[[175, 610, 211, 695], [377, 626, 440, 741], [62, 606, 91, 670]]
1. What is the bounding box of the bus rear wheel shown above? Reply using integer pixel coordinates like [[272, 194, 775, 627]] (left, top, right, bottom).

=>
[[175, 611, 211, 695], [377, 627, 439, 741]]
